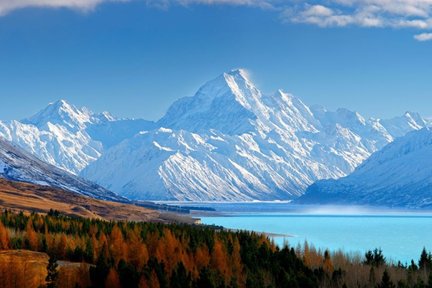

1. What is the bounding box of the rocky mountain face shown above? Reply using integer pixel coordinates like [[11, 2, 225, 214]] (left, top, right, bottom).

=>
[[0, 137, 124, 201]]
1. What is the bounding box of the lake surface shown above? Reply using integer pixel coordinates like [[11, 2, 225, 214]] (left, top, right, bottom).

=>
[[181, 202, 432, 264]]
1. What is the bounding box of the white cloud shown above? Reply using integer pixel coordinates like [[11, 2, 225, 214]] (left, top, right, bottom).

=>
[[303, 5, 334, 17], [414, 32, 432, 41], [177, 0, 269, 5], [145, 0, 273, 9], [1, 0, 432, 41], [0, 0, 273, 15], [285, 4, 384, 28], [285, 1, 432, 30], [0, 0, 126, 16]]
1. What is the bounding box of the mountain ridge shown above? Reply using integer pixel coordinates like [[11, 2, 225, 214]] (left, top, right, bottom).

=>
[[0, 136, 125, 202], [81, 69, 430, 201], [298, 127, 432, 208], [0, 69, 429, 201], [0, 100, 155, 174]]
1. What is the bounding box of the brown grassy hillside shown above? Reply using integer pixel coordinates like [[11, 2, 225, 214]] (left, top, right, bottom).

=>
[[0, 178, 162, 222]]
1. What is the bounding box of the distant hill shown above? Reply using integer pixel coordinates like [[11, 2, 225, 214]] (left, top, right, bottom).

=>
[[0, 137, 124, 202], [298, 128, 432, 208], [0, 177, 162, 221]]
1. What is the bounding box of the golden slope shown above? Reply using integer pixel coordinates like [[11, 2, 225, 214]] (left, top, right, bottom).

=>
[[0, 178, 161, 222]]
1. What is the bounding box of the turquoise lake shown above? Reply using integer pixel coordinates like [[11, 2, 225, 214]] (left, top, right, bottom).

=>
[[187, 203, 432, 264]]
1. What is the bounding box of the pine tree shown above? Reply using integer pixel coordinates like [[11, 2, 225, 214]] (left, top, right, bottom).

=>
[[376, 270, 395, 288], [46, 255, 59, 288], [428, 272, 432, 288], [419, 247, 432, 270], [369, 266, 376, 285], [323, 250, 334, 274], [365, 248, 386, 267]]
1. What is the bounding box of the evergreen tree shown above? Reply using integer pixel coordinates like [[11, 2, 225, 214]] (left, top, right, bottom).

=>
[[170, 262, 192, 288], [365, 248, 386, 267], [376, 270, 395, 288], [419, 247, 432, 270], [427, 272, 432, 288], [46, 255, 59, 288], [369, 266, 376, 285]]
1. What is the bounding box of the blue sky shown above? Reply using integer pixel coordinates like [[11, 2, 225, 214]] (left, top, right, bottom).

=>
[[0, 0, 431, 120]]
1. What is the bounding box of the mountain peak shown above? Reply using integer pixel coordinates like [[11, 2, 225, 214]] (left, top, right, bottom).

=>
[[23, 99, 92, 130], [223, 68, 255, 90], [158, 69, 264, 134], [51, 98, 70, 107], [224, 68, 250, 80], [192, 68, 256, 101], [95, 111, 116, 122], [403, 111, 424, 122]]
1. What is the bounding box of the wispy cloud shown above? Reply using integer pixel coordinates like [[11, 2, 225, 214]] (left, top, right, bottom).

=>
[[0, 0, 272, 15], [414, 32, 432, 41], [283, 1, 432, 31], [143, 0, 274, 9], [284, 4, 384, 28], [0, 0, 126, 16], [1, 0, 432, 41]]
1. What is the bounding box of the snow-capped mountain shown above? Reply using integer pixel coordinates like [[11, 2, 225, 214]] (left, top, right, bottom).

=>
[[298, 128, 432, 208], [0, 100, 155, 174], [379, 111, 427, 138], [0, 137, 124, 201], [81, 69, 429, 201], [1, 69, 429, 201]]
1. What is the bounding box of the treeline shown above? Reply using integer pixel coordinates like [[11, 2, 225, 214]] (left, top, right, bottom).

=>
[[1, 209, 432, 288], [294, 241, 432, 288], [0, 210, 317, 288]]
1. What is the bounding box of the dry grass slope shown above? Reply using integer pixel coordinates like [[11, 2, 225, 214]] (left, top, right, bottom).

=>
[[0, 178, 162, 222]]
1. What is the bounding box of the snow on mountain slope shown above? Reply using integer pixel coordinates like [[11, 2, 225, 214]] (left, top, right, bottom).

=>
[[1, 70, 428, 202], [82, 69, 429, 201], [0, 100, 155, 174], [82, 127, 332, 201], [299, 128, 432, 208], [380, 112, 428, 138], [86, 118, 156, 149], [158, 70, 260, 135], [0, 137, 124, 202]]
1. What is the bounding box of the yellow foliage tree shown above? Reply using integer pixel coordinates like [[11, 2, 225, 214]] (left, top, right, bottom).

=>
[[25, 220, 38, 251], [211, 238, 231, 283], [148, 270, 160, 288], [109, 225, 127, 266], [57, 233, 68, 259], [323, 250, 334, 274], [0, 222, 9, 250], [105, 268, 121, 288]]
